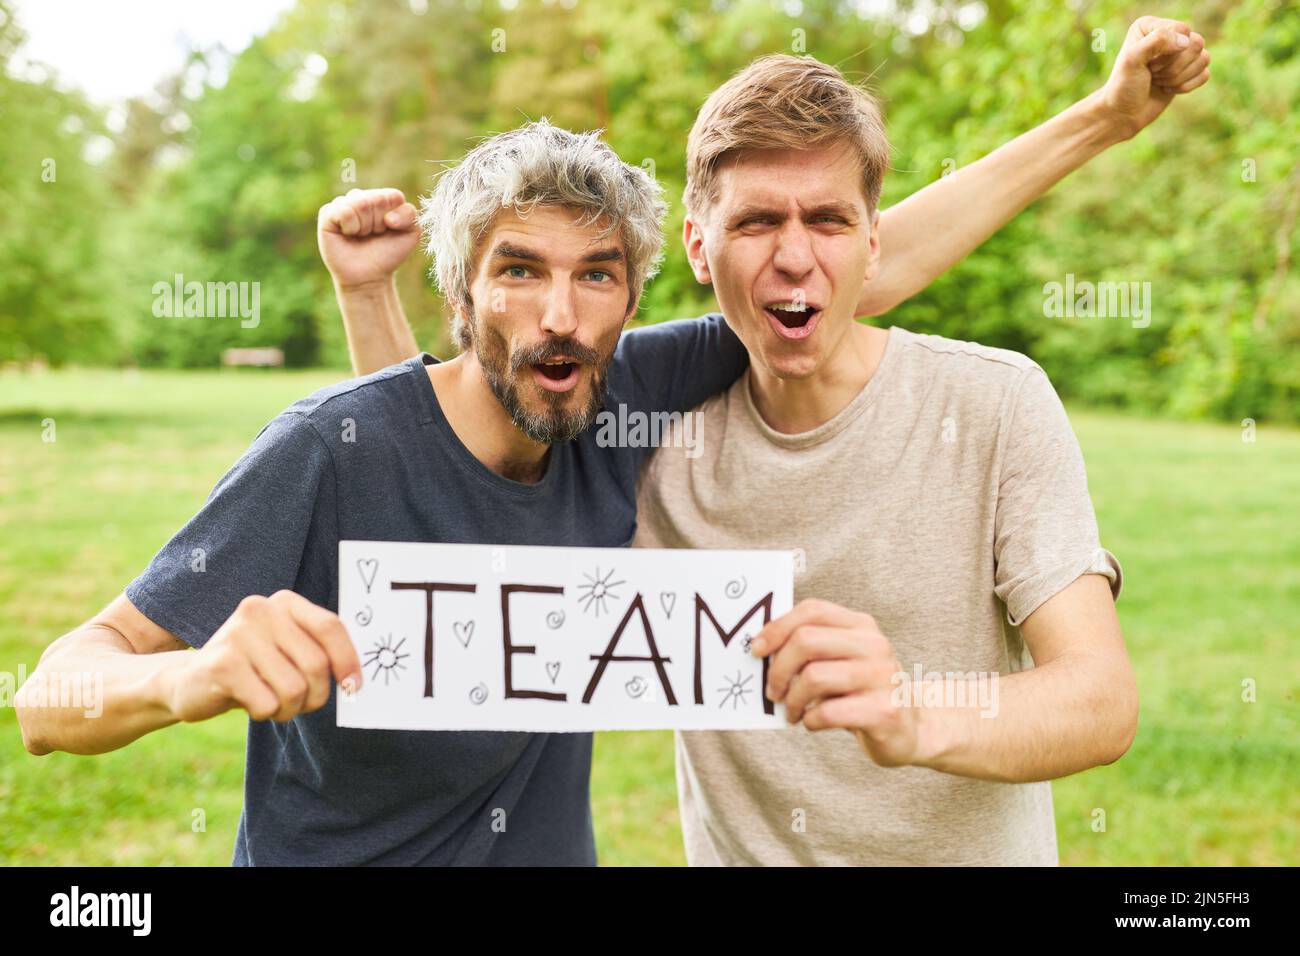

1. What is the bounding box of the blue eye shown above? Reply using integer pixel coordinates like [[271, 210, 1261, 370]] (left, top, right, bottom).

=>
[[505, 265, 530, 278], [588, 270, 611, 282]]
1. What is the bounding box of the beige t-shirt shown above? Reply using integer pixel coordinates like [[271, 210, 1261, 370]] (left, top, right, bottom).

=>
[[634, 325, 1123, 866]]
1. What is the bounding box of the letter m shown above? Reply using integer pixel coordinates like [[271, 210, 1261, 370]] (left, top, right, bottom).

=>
[[694, 593, 775, 713]]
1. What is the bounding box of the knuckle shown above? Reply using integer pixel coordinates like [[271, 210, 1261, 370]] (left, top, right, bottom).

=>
[[868, 659, 895, 684], [803, 661, 832, 690], [247, 698, 277, 721], [237, 593, 269, 616], [283, 673, 308, 700], [302, 645, 330, 679]]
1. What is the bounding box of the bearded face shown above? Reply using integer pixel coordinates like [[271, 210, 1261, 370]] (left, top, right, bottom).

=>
[[459, 205, 634, 446], [472, 312, 617, 444]]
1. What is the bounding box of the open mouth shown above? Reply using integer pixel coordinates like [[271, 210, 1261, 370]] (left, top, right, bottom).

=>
[[532, 358, 581, 392], [763, 301, 822, 341]]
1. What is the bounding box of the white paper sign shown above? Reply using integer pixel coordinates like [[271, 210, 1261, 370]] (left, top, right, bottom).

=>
[[336, 541, 793, 731]]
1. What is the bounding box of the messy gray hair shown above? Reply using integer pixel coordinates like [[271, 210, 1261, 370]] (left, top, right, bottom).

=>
[[417, 119, 668, 351]]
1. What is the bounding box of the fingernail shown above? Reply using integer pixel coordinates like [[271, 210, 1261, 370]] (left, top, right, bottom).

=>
[[1177, 34, 1189, 47], [750, 638, 765, 655]]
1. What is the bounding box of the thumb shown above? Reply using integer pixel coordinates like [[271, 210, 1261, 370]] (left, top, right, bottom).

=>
[[1128, 26, 1190, 70]]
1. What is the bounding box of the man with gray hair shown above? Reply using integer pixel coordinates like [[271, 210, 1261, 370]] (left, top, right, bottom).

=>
[[19, 120, 742, 865]]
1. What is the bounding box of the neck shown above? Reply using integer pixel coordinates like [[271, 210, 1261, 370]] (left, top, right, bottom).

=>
[[427, 353, 551, 483], [748, 322, 890, 434]]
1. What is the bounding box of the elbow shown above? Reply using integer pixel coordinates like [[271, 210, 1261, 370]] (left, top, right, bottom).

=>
[[15, 661, 61, 756], [16, 705, 52, 757], [1100, 682, 1139, 766]]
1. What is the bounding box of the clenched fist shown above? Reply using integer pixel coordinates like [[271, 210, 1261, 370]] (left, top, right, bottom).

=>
[[166, 590, 363, 724], [1102, 16, 1211, 139], [317, 187, 420, 291]]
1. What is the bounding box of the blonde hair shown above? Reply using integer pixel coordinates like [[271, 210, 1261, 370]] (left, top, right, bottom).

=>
[[418, 119, 667, 350], [685, 54, 889, 218]]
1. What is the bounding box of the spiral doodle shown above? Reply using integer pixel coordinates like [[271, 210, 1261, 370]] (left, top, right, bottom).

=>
[[354, 605, 373, 626], [468, 683, 489, 705], [724, 576, 747, 599], [545, 610, 566, 629]]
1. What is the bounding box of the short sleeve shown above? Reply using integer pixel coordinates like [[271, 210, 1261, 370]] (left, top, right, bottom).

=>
[[992, 366, 1122, 627], [612, 313, 748, 417], [124, 412, 337, 649]]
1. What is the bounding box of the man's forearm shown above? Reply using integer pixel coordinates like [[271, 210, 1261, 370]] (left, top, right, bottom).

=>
[[17, 629, 187, 757], [906, 650, 1138, 783], [860, 89, 1129, 317], [337, 277, 420, 376]]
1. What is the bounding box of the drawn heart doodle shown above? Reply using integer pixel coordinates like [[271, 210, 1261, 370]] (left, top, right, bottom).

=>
[[357, 558, 379, 593], [453, 620, 475, 647], [659, 592, 676, 618], [354, 605, 373, 626], [545, 661, 561, 684]]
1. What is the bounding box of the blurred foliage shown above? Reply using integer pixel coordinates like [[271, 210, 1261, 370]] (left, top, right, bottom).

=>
[[0, 0, 1296, 421]]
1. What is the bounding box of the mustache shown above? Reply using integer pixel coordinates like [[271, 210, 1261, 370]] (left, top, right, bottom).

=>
[[509, 337, 603, 372]]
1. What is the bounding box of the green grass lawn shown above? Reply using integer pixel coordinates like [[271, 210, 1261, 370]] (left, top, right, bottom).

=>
[[1, 367, 1296, 865]]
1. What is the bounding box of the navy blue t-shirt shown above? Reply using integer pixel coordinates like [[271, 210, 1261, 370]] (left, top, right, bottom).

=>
[[125, 314, 745, 866]]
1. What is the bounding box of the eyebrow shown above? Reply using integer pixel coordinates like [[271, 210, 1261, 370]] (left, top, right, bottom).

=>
[[488, 243, 625, 265], [729, 201, 860, 223], [489, 242, 544, 263], [581, 247, 625, 264]]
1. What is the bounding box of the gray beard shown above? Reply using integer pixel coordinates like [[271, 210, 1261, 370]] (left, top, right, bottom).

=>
[[475, 328, 610, 445]]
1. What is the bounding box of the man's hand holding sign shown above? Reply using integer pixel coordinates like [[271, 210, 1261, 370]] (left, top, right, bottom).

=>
[[752, 572, 1133, 785], [752, 599, 920, 768]]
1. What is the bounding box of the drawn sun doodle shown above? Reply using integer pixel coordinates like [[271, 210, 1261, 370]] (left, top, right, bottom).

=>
[[577, 566, 624, 617], [363, 634, 409, 685], [717, 671, 754, 710]]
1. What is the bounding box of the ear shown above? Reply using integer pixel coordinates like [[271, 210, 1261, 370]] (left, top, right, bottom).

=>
[[682, 215, 712, 285], [452, 295, 475, 348], [863, 209, 882, 283]]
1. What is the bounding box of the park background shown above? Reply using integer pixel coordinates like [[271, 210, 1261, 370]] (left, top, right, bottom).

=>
[[0, 0, 1296, 864]]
